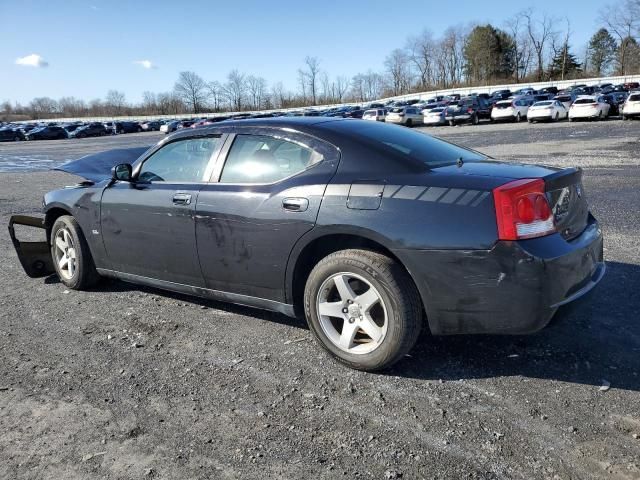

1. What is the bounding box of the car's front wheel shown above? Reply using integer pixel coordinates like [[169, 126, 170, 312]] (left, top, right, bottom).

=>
[[304, 249, 422, 371], [50, 216, 100, 290]]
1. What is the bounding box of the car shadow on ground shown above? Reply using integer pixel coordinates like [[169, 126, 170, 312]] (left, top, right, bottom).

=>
[[387, 260, 640, 392], [54, 260, 639, 391]]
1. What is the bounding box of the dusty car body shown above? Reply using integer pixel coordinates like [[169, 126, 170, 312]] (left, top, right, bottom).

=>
[[9, 118, 605, 370]]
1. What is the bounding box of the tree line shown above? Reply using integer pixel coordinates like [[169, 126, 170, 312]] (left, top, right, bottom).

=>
[[2, 0, 639, 121]]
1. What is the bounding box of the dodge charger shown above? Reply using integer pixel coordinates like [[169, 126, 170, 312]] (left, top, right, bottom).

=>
[[9, 118, 604, 371]]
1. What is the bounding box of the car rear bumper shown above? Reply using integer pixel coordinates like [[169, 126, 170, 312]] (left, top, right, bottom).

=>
[[392, 215, 604, 335], [445, 114, 471, 123]]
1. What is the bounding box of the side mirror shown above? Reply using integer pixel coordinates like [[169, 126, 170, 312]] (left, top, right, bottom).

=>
[[112, 163, 132, 182]]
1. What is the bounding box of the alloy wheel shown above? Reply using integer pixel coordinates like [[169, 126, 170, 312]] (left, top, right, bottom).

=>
[[316, 272, 388, 355], [53, 228, 77, 280]]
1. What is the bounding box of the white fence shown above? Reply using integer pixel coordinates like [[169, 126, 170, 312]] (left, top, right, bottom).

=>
[[23, 74, 640, 124]]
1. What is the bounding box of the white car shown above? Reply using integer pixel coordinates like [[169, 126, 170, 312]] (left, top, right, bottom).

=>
[[622, 92, 640, 120], [385, 106, 423, 127], [362, 109, 386, 122], [422, 107, 447, 126], [569, 96, 610, 121], [491, 99, 531, 122], [527, 100, 569, 123]]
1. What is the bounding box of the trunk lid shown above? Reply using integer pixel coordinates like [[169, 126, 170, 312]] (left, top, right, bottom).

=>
[[433, 161, 589, 240]]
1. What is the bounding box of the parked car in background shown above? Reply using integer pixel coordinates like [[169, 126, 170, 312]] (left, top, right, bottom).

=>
[[623, 82, 640, 91], [68, 122, 108, 138], [25, 126, 68, 140], [514, 87, 535, 96], [362, 109, 386, 122], [385, 106, 423, 126], [601, 94, 620, 116], [445, 96, 491, 125], [141, 121, 161, 131], [0, 127, 26, 142], [554, 93, 575, 110], [527, 100, 569, 122], [160, 121, 180, 134], [103, 122, 117, 135], [490, 89, 512, 101], [569, 96, 610, 121], [343, 107, 365, 119], [491, 98, 531, 122], [539, 86, 559, 95], [622, 92, 640, 120], [116, 121, 143, 134], [422, 107, 447, 126]]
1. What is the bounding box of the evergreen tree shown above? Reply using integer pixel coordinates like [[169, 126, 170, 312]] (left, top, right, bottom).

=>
[[463, 25, 516, 83], [588, 28, 618, 76], [548, 44, 582, 80]]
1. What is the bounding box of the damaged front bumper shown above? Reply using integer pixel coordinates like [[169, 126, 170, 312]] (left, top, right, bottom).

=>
[[8, 215, 55, 278]]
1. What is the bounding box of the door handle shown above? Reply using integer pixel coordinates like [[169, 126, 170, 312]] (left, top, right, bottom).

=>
[[282, 197, 309, 212], [172, 193, 192, 205]]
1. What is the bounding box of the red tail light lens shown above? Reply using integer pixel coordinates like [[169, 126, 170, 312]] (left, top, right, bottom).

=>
[[467, 107, 474, 113], [492, 178, 556, 240]]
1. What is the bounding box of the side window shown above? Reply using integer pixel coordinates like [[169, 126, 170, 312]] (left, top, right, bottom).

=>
[[139, 137, 221, 183], [219, 134, 323, 184]]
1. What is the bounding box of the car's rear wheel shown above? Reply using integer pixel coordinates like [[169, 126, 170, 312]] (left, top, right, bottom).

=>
[[50, 216, 100, 290], [304, 249, 422, 371], [515, 113, 521, 123], [554, 112, 559, 121], [449, 120, 455, 126], [13, 136, 21, 142], [472, 114, 479, 125], [406, 119, 413, 127]]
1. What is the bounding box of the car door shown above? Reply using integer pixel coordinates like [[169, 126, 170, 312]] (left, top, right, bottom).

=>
[[195, 128, 340, 303], [100, 134, 226, 286]]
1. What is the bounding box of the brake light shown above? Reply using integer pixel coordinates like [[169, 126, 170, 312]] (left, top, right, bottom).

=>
[[492, 178, 555, 240], [467, 107, 474, 113]]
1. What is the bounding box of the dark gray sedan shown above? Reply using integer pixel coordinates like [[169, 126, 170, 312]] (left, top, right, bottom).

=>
[[9, 118, 604, 371]]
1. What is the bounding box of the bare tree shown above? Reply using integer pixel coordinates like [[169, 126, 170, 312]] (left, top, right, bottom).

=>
[[105, 90, 126, 115], [174, 71, 208, 113], [157, 92, 184, 115], [505, 13, 534, 81], [406, 30, 435, 89], [271, 82, 286, 109], [29, 97, 58, 119], [600, 0, 640, 74], [523, 10, 556, 81], [223, 70, 247, 111], [246, 75, 268, 110], [384, 49, 412, 96], [141, 91, 158, 115], [334, 76, 350, 102], [303, 56, 321, 105], [207, 81, 223, 111]]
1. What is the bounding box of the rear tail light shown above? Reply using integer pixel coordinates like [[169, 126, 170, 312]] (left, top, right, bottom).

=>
[[492, 179, 555, 240], [467, 107, 474, 113]]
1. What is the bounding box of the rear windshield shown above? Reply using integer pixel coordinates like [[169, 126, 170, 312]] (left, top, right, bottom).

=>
[[574, 98, 595, 104], [430, 107, 445, 112], [363, 110, 377, 115], [338, 121, 485, 166], [495, 101, 512, 107], [629, 94, 640, 101], [555, 96, 571, 101], [534, 101, 553, 106], [391, 108, 404, 113]]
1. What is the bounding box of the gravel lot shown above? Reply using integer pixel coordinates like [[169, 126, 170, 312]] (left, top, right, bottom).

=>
[[1, 120, 639, 479]]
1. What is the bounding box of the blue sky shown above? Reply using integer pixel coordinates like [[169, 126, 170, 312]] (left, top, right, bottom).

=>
[[1, 0, 608, 104]]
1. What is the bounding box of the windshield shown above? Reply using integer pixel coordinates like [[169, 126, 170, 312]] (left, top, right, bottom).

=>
[[341, 121, 485, 166]]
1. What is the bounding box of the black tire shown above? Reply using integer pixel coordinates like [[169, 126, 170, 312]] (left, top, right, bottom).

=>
[[623, 115, 629, 121], [554, 112, 559, 121], [406, 119, 413, 127], [472, 114, 479, 125], [304, 249, 423, 371], [13, 136, 21, 142], [449, 120, 455, 126], [515, 113, 521, 123], [50, 215, 100, 290]]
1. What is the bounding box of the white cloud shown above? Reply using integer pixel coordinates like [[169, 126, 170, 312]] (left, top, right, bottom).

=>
[[133, 60, 157, 69], [15, 54, 49, 68]]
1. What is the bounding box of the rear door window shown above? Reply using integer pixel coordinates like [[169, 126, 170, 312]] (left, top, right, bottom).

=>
[[219, 134, 323, 184]]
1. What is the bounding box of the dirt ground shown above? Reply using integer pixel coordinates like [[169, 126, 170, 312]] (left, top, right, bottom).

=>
[[1, 120, 639, 479]]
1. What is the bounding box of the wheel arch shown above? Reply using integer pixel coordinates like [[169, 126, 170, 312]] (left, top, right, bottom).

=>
[[44, 205, 73, 242], [286, 227, 425, 321]]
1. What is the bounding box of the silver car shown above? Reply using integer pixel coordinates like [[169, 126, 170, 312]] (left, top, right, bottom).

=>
[[362, 109, 386, 122], [385, 106, 423, 127]]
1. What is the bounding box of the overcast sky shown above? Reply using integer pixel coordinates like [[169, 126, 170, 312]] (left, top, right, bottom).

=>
[[1, 0, 609, 104]]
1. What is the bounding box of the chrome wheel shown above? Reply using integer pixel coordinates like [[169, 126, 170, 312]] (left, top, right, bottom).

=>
[[54, 228, 77, 280], [316, 272, 388, 355]]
